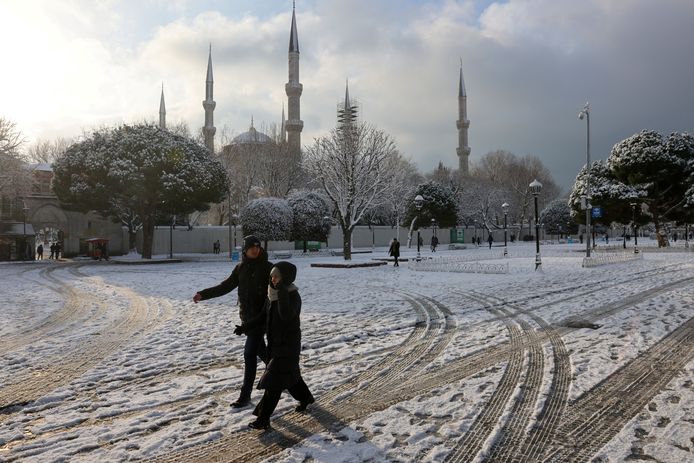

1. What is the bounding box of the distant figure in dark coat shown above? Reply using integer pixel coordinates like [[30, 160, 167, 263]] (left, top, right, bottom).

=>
[[388, 238, 401, 267], [488, 233, 493, 249], [238, 261, 314, 430], [36, 244, 43, 260], [49, 243, 55, 259], [430, 235, 439, 252], [193, 235, 273, 408]]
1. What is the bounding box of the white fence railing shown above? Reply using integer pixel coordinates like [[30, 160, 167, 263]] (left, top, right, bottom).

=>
[[412, 256, 509, 274], [582, 252, 643, 268]]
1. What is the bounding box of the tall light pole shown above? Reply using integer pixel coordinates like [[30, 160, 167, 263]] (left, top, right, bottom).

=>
[[474, 219, 478, 245], [630, 202, 639, 252], [169, 215, 175, 259], [22, 202, 29, 261], [502, 202, 509, 257], [530, 179, 543, 271], [232, 188, 236, 260], [579, 102, 591, 257], [414, 194, 424, 261]]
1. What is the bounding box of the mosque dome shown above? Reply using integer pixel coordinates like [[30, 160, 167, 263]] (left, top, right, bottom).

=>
[[231, 121, 274, 145]]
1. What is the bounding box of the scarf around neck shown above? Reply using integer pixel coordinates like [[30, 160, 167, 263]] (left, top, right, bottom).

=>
[[267, 283, 298, 302]]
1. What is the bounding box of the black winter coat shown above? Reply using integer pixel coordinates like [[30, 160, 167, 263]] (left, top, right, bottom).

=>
[[388, 241, 400, 258], [198, 251, 274, 336], [245, 287, 302, 391]]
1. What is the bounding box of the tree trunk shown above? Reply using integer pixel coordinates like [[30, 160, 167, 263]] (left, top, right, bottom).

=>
[[141, 216, 155, 259], [342, 227, 352, 260]]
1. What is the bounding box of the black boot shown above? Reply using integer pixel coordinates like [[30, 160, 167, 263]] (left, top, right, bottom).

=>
[[295, 396, 315, 412], [248, 418, 270, 430], [231, 396, 251, 408]]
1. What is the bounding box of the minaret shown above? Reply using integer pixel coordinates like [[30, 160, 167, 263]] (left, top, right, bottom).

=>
[[159, 83, 166, 129], [280, 104, 287, 143], [338, 79, 358, 127], [202, 44, 216, 153], [285, 1, 303, 156], [456, 61, 471, 174]]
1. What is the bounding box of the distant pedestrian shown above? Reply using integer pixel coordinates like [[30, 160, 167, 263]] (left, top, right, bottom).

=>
[[579, 233, 583, 244], [49, 243, 55, 259], [604, 233, 609, 244], [36, 244, 43, 260], [488, 234, 493, 249], [430, 235, 439, 252], [237, 261, 314, 430], [55, 243, 62, 259], [388, 238, 400, 267], [674, 232, 678, 243], [476, 236, 481, 246]]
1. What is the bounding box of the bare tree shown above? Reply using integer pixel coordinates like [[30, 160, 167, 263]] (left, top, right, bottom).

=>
[[458, 175, 509, 234], [472, 150, 561, 236], [25, 137, 72, 164], [382, 154, 421, 239], [0, 117, 30, 205], [304, 122, 399, 260]]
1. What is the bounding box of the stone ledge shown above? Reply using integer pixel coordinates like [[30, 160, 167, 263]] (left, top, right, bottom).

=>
[[113, 259, 183, 265], [310, 262, 387, 269]]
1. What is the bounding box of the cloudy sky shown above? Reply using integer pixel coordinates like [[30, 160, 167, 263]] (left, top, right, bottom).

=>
[[2, 0, 694, 190]]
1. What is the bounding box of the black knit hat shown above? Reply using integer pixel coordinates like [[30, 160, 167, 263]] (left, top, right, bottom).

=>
[[243, 235, 261, 251]]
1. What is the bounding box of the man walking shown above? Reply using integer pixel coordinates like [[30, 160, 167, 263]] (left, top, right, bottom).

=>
[[388, 238, 400, 267], [193, 235, 274, 408]]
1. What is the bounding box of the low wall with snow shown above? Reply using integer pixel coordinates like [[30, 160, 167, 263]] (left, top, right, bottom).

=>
[[411, 255, 510, 274], [582, 252, 643, 268], [138, 225, 461, 255]]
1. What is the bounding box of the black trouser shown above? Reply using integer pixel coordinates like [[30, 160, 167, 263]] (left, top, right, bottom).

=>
[[254, 377, 313, 421], [240, 334, 268, 400], [393, 256, 399, 266]]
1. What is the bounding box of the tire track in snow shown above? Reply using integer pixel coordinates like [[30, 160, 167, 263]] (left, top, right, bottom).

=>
[[541, 314, 694, 462]]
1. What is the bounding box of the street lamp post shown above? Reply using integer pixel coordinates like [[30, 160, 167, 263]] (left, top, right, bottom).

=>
[[530, 179, 543, 271], [474, 219, 478, 245], [414, 195, 424, 261], [502, 202, 509, 257], [630, 202, 639, 253], [22, 203, 29, 261], [232, 189, 236, 260], [169, 215, 175, 259], [579, 102, 591, 258]]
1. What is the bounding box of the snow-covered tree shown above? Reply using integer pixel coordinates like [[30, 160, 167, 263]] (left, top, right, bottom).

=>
[[304, 122, 399, 260], [287, 190, 331, 251], [607, 130, 694, 246], [568, 160, 645, 227], [240, 197, 293, 248], [540, 199, 577, 236], [52, 124, 229, 258], [403, 181, 458, 231]]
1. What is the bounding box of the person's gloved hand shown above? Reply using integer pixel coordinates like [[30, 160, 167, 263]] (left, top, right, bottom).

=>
[[233, 324, 245, 336]]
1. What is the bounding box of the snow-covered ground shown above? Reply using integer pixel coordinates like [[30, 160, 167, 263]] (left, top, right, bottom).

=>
[[0, 241, 693, 463]]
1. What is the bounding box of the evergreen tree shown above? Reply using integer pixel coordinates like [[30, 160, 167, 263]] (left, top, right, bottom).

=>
[[52, 124, 228, 258]]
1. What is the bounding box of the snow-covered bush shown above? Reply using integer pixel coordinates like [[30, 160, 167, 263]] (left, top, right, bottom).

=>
[[287, 190, 331, 244], [403, 181, 458, 228], [240, 197, 293, 245], [539, 199, 576, 235]]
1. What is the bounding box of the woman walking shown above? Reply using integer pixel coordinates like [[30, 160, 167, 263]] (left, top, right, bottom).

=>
[[235, 261, 314, 430]]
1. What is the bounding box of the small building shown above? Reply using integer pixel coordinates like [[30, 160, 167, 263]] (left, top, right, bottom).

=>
[[0, 222, 35, 261]]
